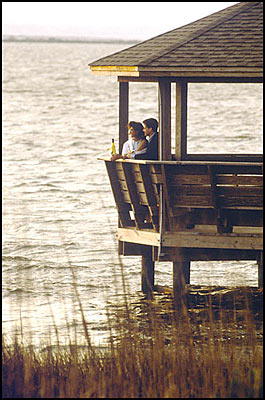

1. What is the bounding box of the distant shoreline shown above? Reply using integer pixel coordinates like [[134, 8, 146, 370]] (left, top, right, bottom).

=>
[[2, 35, 139, 45]]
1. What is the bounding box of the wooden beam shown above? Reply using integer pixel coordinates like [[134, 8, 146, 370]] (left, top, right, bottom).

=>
[[101, 159, 262, 168], [159, 247, 260, 262], [162, 231, 263, 250], [158, 78, 171, 161], [118, 76, 159, 83], [118, 76, 263, 84], [175, 81, 187, 160], [117, 228, 160, 247], [183, 154, 263, 162], [117, 226, 263, 250], [119, 82, 129, 154]]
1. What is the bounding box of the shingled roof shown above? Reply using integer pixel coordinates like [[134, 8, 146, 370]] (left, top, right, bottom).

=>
[[89, 2, 263, 78]]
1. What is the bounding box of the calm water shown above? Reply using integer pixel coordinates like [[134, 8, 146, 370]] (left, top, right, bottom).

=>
[[2, 41, 263, 347]]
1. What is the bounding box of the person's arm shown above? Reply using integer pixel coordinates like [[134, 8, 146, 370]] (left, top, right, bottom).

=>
[[134, 134, 158, 160], [111, 153, 123, 161], [136, 138, 148, 152], [127, 139, 148, 158]]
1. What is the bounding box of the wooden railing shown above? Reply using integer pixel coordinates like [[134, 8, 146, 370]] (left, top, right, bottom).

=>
[[157, 161, 263, 233], [104, 159, 263, 251]]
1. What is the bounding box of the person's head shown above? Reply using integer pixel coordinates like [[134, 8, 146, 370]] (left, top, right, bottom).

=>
[[127, 121, 145, 140], [143, 118, 158, 137]]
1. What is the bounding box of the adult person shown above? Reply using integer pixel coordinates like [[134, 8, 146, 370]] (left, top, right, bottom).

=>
[[111, 121, 147, 161], [133, 118, 159, 160]]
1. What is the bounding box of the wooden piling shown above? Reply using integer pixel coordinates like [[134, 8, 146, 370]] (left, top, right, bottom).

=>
[[183, 260, 191, 284], [173, 249, 189, 309], [141, 246, 154, 297], [258, 251, 263, 288]]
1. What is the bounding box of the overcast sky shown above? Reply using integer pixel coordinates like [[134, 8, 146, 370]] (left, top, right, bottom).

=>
[[3, 2, 239, 41]]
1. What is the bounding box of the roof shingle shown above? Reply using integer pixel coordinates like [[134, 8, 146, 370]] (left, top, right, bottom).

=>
[[89, 2, 263, 76]]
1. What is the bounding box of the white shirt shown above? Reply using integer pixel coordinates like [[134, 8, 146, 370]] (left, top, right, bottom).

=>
[[122, 138, 147, 157], [148, 132, 156, 142]]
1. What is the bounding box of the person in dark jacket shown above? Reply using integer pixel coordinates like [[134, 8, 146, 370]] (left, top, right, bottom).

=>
[[132, 118, 159, 160]]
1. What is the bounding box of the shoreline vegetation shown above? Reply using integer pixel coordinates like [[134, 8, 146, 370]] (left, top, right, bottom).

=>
[[2, 192, 262, 398], [2, 35, 139, 44], [2, 283, 263, 398]]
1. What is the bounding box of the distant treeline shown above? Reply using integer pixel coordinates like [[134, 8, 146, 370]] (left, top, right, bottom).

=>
[[3, 35, 139, 44]]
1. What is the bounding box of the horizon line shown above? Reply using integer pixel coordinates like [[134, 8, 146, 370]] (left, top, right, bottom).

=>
[[2, 33, 140, 44]]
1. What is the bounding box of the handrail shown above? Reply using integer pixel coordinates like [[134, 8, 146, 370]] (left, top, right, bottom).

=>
[[158, 183, 164, 258], [99, 157, 263, 167]]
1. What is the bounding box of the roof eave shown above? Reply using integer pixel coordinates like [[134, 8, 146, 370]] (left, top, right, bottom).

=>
[[90, 65, 263, 78], [90, 66, 140, 76]]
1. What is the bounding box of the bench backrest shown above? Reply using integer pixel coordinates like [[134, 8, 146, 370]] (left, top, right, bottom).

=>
[[105, 160, 263, 232]]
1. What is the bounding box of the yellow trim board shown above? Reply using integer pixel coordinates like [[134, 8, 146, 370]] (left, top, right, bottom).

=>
[[90, 65, 139, 76]]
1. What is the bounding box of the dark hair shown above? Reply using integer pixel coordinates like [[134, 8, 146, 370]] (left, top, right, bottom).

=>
[[143, 118, 158, 132], [127, 121, 145, 140]]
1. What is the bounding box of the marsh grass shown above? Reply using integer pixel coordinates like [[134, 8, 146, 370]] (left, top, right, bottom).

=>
[[2, 222, 263, 397], [2, 282, 263, 398]]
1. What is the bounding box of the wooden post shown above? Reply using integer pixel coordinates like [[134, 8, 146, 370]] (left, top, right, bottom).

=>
[[183, 261, 191, 285], [141, 246, 154, 297], [173, 248, 190, 309], [158, 78, 171, 160], [119, 81, 129, 154], [118, 81, 129, 254], [175, 81, 188, 161], [258, 251, 263, 288]]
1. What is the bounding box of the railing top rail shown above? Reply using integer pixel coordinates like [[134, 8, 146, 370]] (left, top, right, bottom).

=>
[[100, 157, 263, 168]]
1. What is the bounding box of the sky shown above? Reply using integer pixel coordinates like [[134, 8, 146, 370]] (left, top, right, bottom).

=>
[[3, 2, 239, 41]]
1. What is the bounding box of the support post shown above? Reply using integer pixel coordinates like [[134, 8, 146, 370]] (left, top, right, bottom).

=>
[[173, 248, 190, 309], [258, 251, 263, 288], [183, 261, 191, 285], [158, 78, 171, 161], [118, 81, 129, 254], [175, 81, 188, 160], [141, 246, 154, 297], [119, 81, 129, 154]]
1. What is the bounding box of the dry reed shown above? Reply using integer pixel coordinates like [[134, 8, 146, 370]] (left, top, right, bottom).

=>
[[3, 219, 263, 397], [2, 284, 263, 398]]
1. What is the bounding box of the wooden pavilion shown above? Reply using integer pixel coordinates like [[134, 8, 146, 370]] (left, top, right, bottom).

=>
[[89, 2, 263, 298]]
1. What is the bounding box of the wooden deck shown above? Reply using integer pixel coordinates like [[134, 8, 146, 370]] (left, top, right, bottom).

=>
[[104, 158, 263, 287], [116, 226, 263, 250]]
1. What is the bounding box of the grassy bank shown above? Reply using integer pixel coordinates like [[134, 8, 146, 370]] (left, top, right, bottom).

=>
[[2, 286, 263, 398]]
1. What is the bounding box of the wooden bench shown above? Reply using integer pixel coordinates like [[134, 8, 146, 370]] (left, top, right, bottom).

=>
[[157, 161, 263, 234], [105, 159, 263, 233], [104, 159, 263, 286], [105, 160, 160, 231]]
